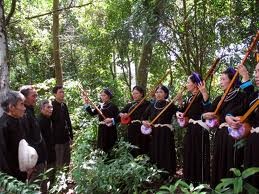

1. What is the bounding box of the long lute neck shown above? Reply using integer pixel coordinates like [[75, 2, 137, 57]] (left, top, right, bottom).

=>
[[80, 85, 106, 119], [150, 88, 186, 125], [127, 69, 171, 116], [214, 31, 259, 115], [240, 100, 259, 123], [183, 57, 221, 116]]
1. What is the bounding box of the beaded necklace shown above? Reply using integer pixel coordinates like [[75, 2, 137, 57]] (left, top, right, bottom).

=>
[[100, 102, 112, 110], [154, 100, 167, 110], [128, 101, 139, 112], [224, 89, 239, 102]]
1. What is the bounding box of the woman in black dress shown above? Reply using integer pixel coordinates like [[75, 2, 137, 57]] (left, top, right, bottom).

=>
[[225, 63, 259, 189], [202, 67, 250, 187], [176, 72, 210, 184], [83, 89, 119, 153], [142, 85, 177, 177], [119, 86, 150, 157]]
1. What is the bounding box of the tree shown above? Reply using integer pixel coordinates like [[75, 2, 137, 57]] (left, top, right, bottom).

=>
[[0, 1, 8, 116], [136, 0, 165, 90], [0, 0, 16, 116], [53, 0, 63, 85]]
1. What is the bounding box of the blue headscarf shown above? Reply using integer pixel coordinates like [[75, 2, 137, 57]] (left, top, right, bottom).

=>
[[190, 72, 203, 85]]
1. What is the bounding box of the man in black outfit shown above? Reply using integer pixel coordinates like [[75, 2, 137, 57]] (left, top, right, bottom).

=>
[[51, 85, 73, 168], [20, 85, 47, 193], [0, 91, 27, 181], [38, 99, 56, 185]]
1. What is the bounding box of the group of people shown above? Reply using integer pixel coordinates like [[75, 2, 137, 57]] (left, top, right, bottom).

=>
[[0, 61, 258, 190], [82, 63, 259, 189], [0, 85, 73, 193]]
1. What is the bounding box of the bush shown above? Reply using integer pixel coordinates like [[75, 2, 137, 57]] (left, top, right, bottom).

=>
[[72, 137, 161, 194], [0, 172, 40, 194]]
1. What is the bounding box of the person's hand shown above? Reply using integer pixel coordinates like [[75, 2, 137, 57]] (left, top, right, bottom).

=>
[[142, 120, 151, 128], [237, 64, 249, 82], [81, 91, 91, 104], [176, 93, 183, 107], [225, 115, 241, 129], [176, 111, 184, 119], [104, 118, 113, 126], [197, 81, 207, 94], [202, 112, 217, 120]]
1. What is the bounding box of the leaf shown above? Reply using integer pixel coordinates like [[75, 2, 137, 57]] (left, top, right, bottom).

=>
[[242, 167, 259, 179], [194, 184, 210, 191], [159, 185, 171, 191], [156, 191, 170, 194], [218, 177, 235, 187], [233, 177, 242, 193], [215, 179, 233, 192], [230, 168, 241, 177], [243, 182, 259, 194], [178, 180, 189, 188]]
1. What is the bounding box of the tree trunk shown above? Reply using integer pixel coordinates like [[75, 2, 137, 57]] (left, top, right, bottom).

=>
[[137, 40, 153, 89], [136, 0, 165, 90], [53, 0, 63, 85], [0, 1, 8, 116]]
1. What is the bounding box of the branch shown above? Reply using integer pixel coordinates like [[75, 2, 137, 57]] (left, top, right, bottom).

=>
[[5, 0, 16, 26], [10, 2, 93, 24]]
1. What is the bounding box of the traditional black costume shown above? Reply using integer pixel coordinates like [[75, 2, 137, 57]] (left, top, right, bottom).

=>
[[243, 90, 259, 189], [181, 94, 210, 184], [85, 102, 119, 152], [206, 88, 248, 187], [120, 100, 150, 157], [142, 100, 177, 175]]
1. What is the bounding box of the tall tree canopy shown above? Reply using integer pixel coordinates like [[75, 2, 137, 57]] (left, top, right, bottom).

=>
[[1, 0, 258, 96]]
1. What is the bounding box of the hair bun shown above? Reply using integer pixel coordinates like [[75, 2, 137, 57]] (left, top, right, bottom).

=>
[[191, 72, 203, 84]]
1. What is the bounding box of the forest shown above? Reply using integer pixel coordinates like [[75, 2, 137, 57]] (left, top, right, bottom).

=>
[[0, 0, 259, 193]]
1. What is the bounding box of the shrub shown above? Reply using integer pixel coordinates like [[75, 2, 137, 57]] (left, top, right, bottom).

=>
[[72, 138, 161, 194]]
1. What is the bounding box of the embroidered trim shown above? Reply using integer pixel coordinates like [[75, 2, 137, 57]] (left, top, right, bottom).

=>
[[131, 120, 142, 124], [128, 102, 138, 112], [240, 80, 252, 89], [153, 124, 173, 131], [219, 122, 229, 129], [249, 94, 259, 107], [224, 89, 239, 102], [189, 119, 209, 131], [251, 127, 259, 133]]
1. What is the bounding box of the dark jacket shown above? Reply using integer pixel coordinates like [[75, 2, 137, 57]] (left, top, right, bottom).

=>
[[51, 100, 73, 144], [20, 105, 47, 164], [0, 113, 27, 181], [38, 114, 56, 164]]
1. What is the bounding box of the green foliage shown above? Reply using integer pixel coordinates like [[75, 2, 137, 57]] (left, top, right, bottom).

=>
[[72, 137, 161, 194], [0, 172, 40, 194], [157, 179, 210, 194], [49, 170, 69, 194], [214, 167, 259, 194], [156, 167, 259, 194]]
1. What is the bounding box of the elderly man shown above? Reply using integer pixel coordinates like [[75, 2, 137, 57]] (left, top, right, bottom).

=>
[[0, 91, 27, 181], [38, 99, 56, 185], [20, 85, 47, 192]]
